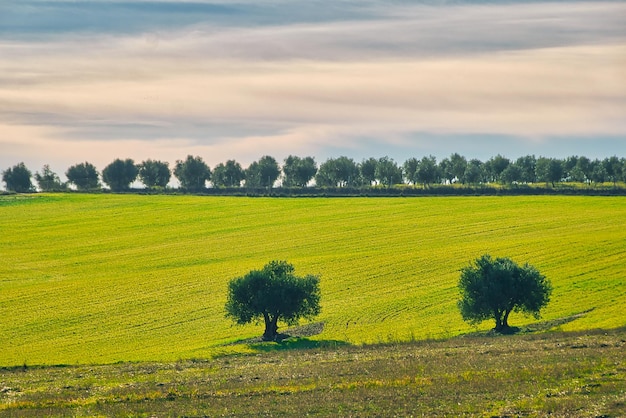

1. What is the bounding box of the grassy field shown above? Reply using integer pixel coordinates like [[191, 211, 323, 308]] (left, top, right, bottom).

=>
[[1, 328, 624, 416], [1, 194, 625, 366]]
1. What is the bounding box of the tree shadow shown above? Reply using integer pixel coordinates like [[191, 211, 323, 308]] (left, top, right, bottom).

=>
[[469, 309, 595, 337], [226, 321, 350, 351], [519, 308, 594, 333], [249, 337, 350, 352]]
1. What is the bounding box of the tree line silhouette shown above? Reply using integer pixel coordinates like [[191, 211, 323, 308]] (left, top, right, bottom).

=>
[[2, 153, 626, 194]]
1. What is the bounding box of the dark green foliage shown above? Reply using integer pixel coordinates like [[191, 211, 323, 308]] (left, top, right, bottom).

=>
[[500, 164, 522, 185], [66, 162, 100, 190], [415, 155, 440, 187], [282, 155, 317, 188], [403, 158, 419, 185], [374, 156, 402, 188], [315, 156, 360, 187], [245, 156, 281, 188], [536, 157, 563, 186], [2, 162, 34, 192], [458, 254, 552, 332], [35, 165, 66, 191], [225, 261, 321, 341], [485, 154, 510, 183], [138, 159, 171, 189], [102, 158, 138, 191], [603, 156, 623, 186], [360, 157, 378, 186], [463, 159, 485, 184], [212, 159, 245, 187], [448, 153, 468, 183], [174, 155, 211, 191], [515, 155, 537, 183]]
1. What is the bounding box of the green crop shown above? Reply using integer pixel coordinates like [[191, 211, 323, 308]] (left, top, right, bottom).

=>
[[1, 194, 624, 366]]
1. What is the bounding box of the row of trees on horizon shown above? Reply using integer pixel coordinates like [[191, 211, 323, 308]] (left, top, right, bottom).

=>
[[3, 153, 626, 193]]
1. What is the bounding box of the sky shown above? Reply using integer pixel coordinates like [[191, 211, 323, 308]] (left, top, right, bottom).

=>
[[1, 0, 625, 182]]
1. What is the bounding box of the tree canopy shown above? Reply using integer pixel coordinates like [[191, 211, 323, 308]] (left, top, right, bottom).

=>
[[245, 156, 281, 188], [225, 261, 321, 341], [458, 254, 552, 332], [212, 160, 245, 188], [66, 162, 100, 191], [2, 162, 34, 193], [35, 165, 66, 191], [174, 155, 211, 191], [315, 156, 360, 187], [282, 155, 317, 188], [138, 159, 171, 189], [102, 158, 138, 191]]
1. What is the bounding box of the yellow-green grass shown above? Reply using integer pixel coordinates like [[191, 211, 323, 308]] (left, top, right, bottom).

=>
[[1, 194, 624, 366]]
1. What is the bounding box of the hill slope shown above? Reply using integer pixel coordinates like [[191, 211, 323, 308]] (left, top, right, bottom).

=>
[[1, 194, 625, 365]]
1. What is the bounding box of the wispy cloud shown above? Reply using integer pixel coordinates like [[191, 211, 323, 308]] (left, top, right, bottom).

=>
[[1, 1, 625, 174]]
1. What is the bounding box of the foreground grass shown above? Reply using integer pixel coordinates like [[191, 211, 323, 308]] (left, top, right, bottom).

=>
[[1, 194, 626, 365], [1, 328, 624, 417]]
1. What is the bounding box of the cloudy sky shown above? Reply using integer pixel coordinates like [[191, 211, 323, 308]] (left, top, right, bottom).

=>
[[1, 0, 625, 180]]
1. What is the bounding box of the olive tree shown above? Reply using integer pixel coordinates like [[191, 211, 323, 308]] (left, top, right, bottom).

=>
[[458, 254, 552, 333], [212, 160, 245, 188], [102, 158, 138, 191], [282, 156, 317, 188], [315, 156, 360, 187], [35, 165, 66, 191], [66, 162, 100, 191], [374, 156, 403, 188], [138, 159, 171, 189], [245, 156, 280, 188], [2, 162, 35, 192], [174, 155, 211, 191], [225, 261, 321, 341]]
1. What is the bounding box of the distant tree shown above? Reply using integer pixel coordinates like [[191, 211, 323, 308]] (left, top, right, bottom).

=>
[[573, 156, 592, 183], [315, 156, 360, 187], [138, 159, 171, 189], [374, 156, 403, 188], [515, 155, 537, 183], [463, 159, 485, 185], [438, 157, 453, 184], [602, 156, 622, 186], [246, 156, 281, 188], [282, 156, 317, 188], [458, 254, 552, 333], [449, 153, 468, 184], [66, 162, 100, 191], [415, 155, 439, 187], [590, 159, 607, 184], [102, 158, 138, 191], [500, 164, 522, 185], [225, 261, 321, 341], [403, 158, 419, 186], [174, 155, 211, 191], [485, 154, 510, 183], [563, 156, 579, 182], [535, 157, 563, 187], [35, 165, 66, 191], [2, 162, 34, 192], [360, 157, 378, 186], [212, 160, 245, 188]]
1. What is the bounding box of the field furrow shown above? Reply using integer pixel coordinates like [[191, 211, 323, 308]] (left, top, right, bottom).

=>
[[1, 194, 624, 365]]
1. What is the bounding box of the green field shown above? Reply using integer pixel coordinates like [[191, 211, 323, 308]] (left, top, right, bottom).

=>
[[1, 194, 625, 366]]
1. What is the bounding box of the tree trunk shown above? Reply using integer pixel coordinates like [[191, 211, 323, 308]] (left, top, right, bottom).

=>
[[494, 309, 512, 333], [494, 309, 503, 332], [502, 309, 511, 330], [263, 313, 279, 341]]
